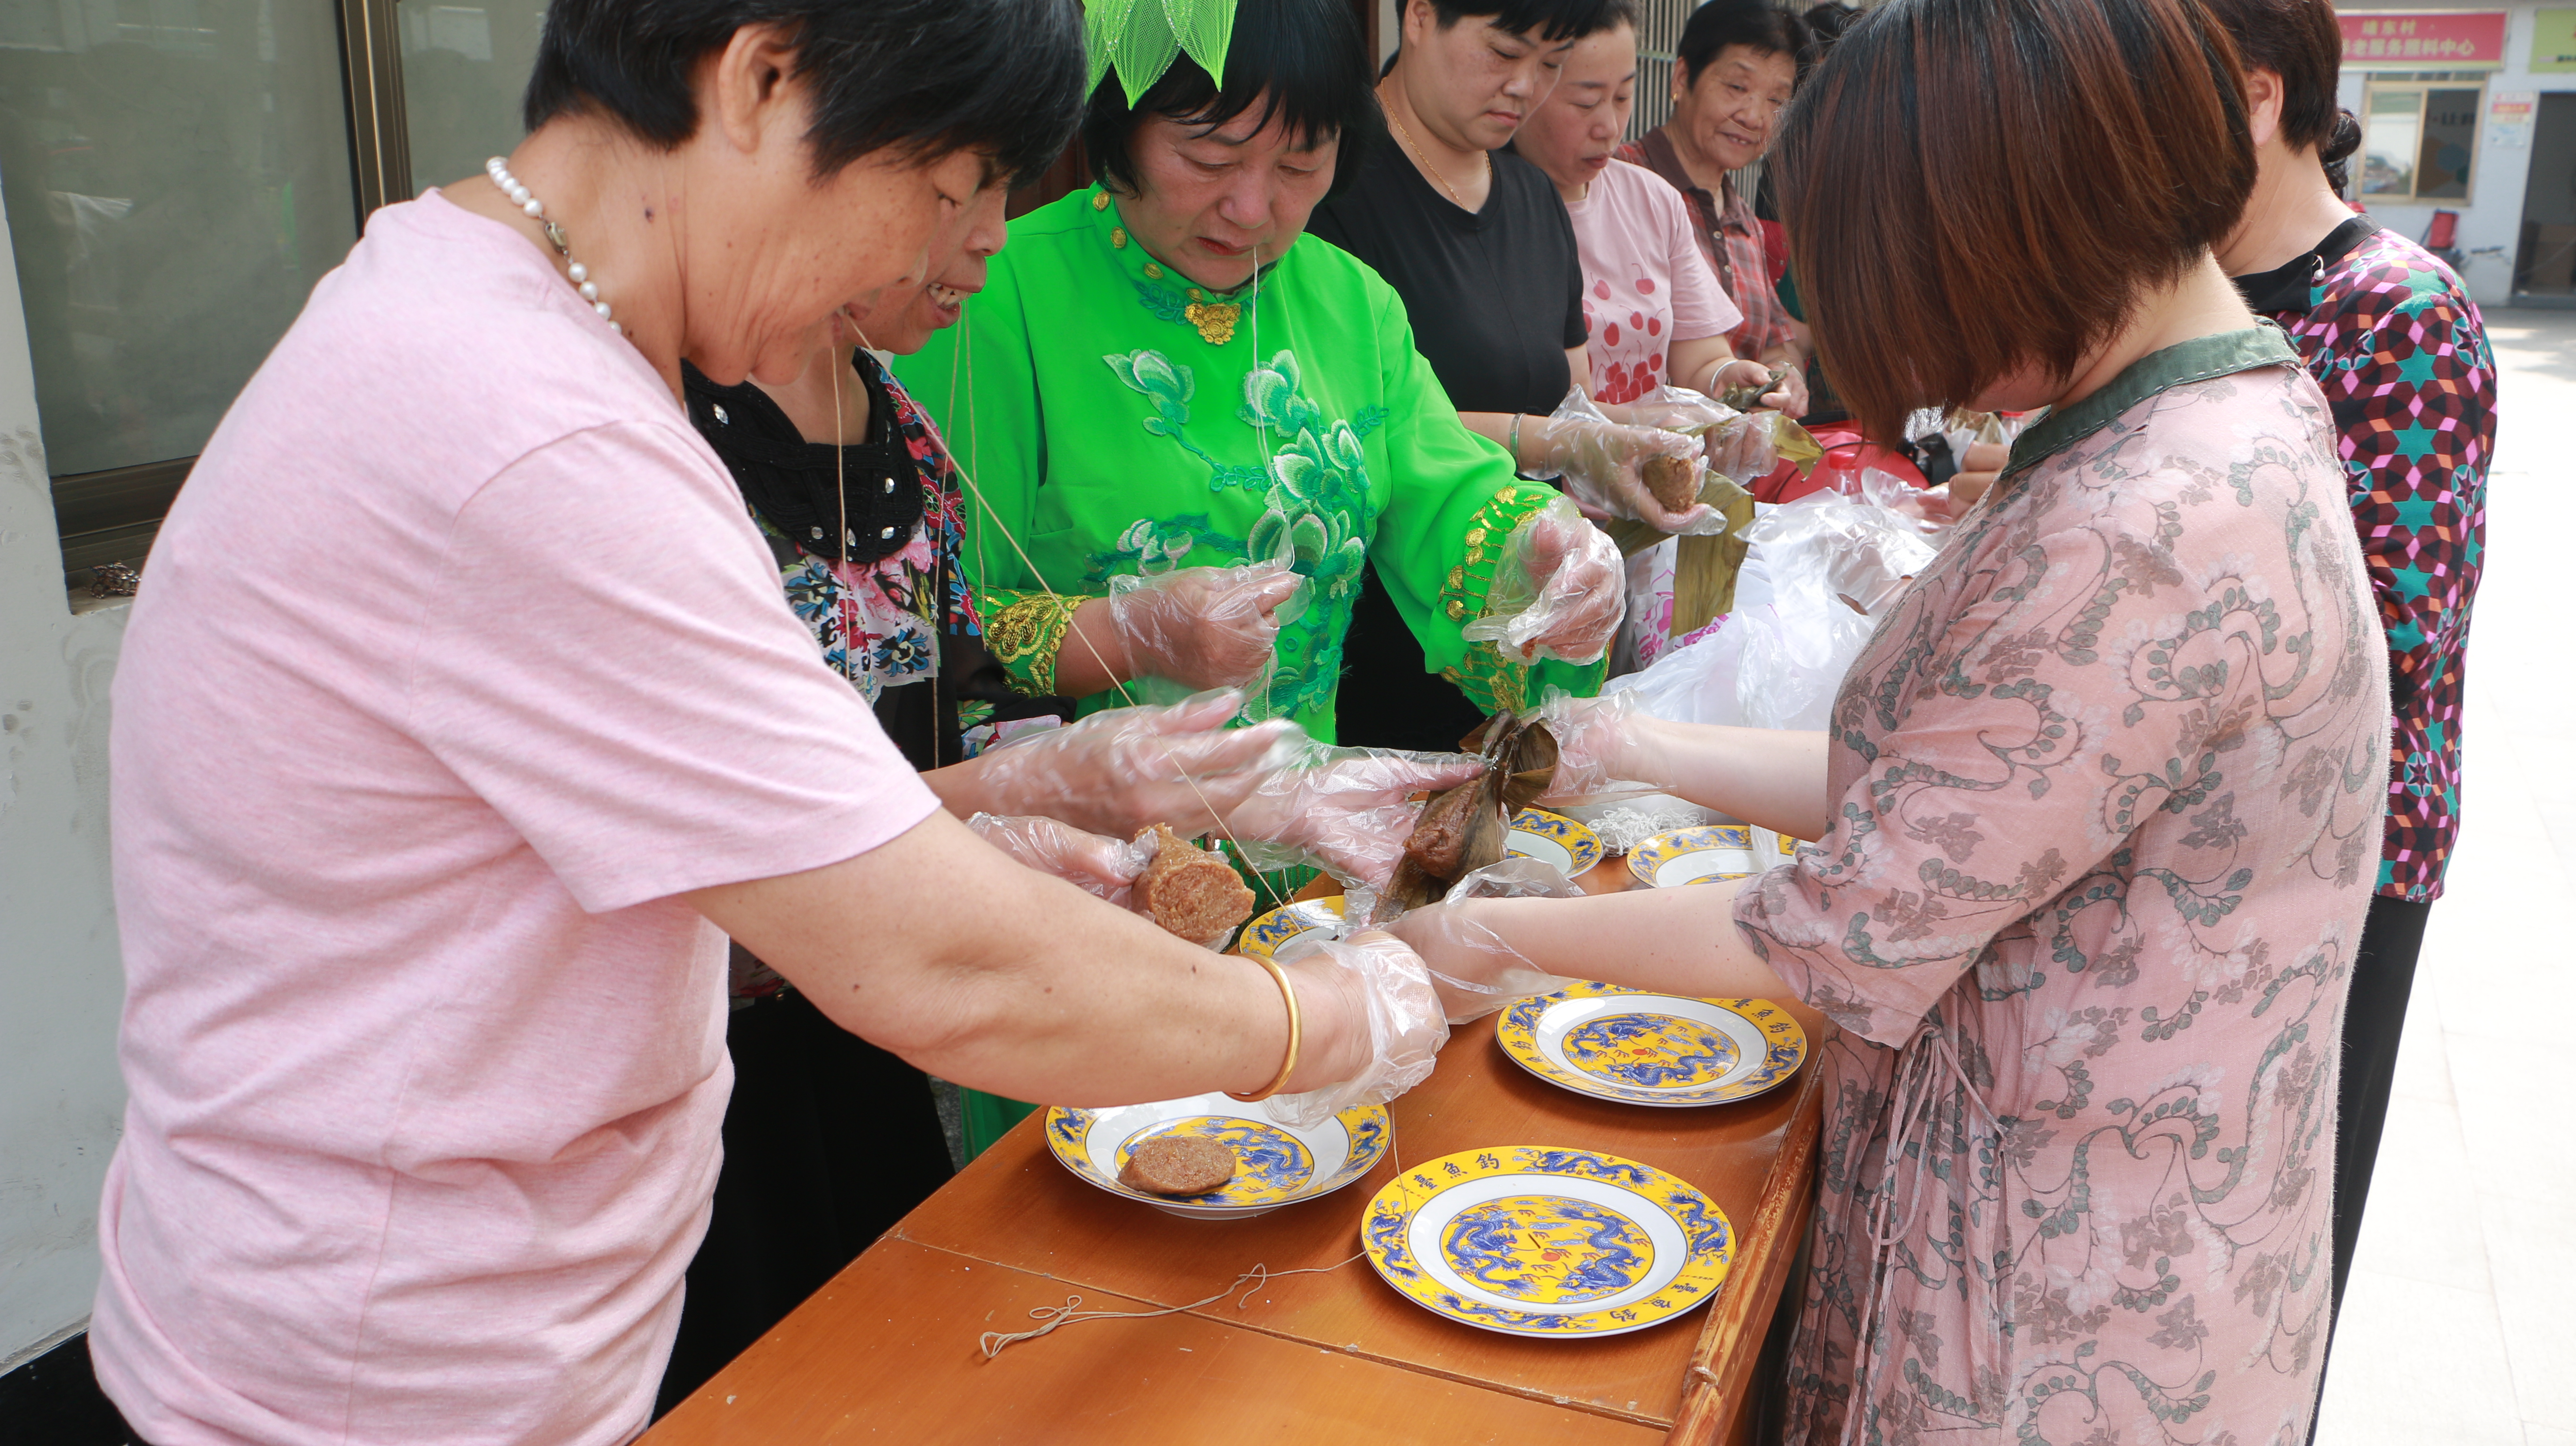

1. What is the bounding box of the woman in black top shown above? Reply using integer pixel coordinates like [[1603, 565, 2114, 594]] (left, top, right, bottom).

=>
[[1311, 0, 1673, 750]]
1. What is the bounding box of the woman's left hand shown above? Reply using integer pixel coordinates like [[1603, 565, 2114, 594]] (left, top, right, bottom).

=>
[[1382, 862, 1578, 1024], [1707, 358, 1809, 418], [1535, 414, 1717, 533], [1501, 502, 1625, 664]]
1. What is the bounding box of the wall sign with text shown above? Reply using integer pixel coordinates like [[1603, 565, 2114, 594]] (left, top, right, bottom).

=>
[[2339, 11, 2507, 69], [2531, 8, 2576, 71]]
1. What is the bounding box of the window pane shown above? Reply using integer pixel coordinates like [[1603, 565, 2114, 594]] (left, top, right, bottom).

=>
[[0, 0, 360, 479], [399, 3, 549, 199], [2415, 87, 2479, 200], [2361, 88, 2423, 197]]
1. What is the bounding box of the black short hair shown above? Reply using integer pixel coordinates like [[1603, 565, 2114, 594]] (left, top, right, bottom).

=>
[[1086, 0, 1380, 202], [1413, 0, 1625, 40], [1676, 0, 1818, 82], [523, 0, 1083, 185]]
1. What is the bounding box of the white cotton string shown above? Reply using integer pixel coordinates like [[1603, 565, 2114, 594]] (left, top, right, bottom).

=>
[[977, 1253, 1367, 1361], [974, 1138, 1401, 1361], [1839, 1026, 2003, 1446], [944, 357, 1287, 913]]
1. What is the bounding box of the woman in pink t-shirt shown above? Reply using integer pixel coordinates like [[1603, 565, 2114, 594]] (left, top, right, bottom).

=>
[[1514, 7, 1779, 668], [1514, 8, 1758, 407], [94, 5, 1468, 1445]]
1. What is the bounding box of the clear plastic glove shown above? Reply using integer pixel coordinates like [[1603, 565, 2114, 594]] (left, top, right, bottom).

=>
[[969, 689, 1299, 840], [1228, 746, 1488, 891], [1263, 930, 1449, 1128], [1707, 410, 1785, 486], [1527, 689, 1649, 801], [1462, 496, 1625, 665], [1602, 387, 1733, 439], [966, 812, 1152, 906], [1528, 391, 1718, 534], [1382, 857, 1581, 1023], [1104, 562, 1307, 692]]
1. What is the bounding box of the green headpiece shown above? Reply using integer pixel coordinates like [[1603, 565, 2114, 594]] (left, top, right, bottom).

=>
[[1085, 0, 1239, 107]]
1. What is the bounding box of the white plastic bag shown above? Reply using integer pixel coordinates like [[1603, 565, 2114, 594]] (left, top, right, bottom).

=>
[[1602, 489, 1935, 732]]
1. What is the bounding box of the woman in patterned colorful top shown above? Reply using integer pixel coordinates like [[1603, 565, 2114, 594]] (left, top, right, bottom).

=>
[[1394, 0, 2389, 1438], [900, 0, 1626, 750], [2202, 0, 2496, 1350]]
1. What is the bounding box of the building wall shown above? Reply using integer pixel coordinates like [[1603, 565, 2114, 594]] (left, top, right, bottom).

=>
[[0, 176, 128, 1370], [2340, 1, 2576, 304]]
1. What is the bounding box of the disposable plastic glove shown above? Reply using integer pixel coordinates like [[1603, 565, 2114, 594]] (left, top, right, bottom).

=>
[[1378, 856, 1583, 1024], [968, 689, 1298, 840], [1462, 497, 1625, 665], [1263, 930, 1449, 1128], [1103, 562, 1306, 692], [1526, 689, 1650, 801], [965, 812, 1153, 907], [1528, 402, 1716, 534], [1228, 746, 1488, 891]]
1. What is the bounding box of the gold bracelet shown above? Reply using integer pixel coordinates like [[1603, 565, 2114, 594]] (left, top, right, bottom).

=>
[[1224, 952, 1302, 1102]]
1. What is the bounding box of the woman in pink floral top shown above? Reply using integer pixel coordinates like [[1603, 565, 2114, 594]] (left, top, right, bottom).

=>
[[1393, 0, 2390, 1438]]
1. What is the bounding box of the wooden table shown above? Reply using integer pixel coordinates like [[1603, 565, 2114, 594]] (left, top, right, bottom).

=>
[[647, 859, 1827, 1446]]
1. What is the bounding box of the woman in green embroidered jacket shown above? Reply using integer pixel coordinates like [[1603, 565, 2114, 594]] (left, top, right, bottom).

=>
[[899, 0, 1625, 747]]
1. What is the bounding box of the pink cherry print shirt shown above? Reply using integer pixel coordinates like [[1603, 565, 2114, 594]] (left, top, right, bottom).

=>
[[1565, 159, 1742, 404]]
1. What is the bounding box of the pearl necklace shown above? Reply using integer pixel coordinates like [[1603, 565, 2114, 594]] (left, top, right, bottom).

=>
[[486, 156, 617, 336]]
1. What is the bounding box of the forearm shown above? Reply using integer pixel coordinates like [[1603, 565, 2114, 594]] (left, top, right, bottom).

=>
[[1458, 410, 1533, 473], [1054, 596, 1131, 699], [1667, 336, 1737, 398], [1458, 884, 1791, 1000], [1615, 716, 1833, 841], [693, 811, 1360, 1106]]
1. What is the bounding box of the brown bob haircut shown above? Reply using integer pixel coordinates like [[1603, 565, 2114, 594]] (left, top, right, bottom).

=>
[[1771, 0, 2254, 442]]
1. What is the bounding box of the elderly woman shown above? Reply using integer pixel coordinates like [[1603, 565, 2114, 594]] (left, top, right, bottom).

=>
[[93, 4, 1450, 1442], [902, 0, 1626, 754], [1512, 3, 1751, 406], [1615, 0, 1814, 402], [1396, 0, 2389, 1438], [1509, 0, 1786, 669]]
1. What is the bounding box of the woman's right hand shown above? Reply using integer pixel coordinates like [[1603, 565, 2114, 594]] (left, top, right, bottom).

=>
[[1533, 414, 1716, 533], [966, 690, 1297, 840], [965, 812, 1152, 906], [1264, 930, 1449, 1127], [1100, 562, 1306, 691]]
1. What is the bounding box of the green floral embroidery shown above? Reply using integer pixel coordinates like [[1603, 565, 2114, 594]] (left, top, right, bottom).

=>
[[1129, 278, 1189, 325], [1099, 347, 1391, 720]]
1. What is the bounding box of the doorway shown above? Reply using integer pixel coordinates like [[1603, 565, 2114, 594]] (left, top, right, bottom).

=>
[[2514, 93, 2576, 297]]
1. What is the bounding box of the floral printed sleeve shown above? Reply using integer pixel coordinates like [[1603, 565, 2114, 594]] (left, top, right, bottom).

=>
[[1738, 378, 2384, 1049]]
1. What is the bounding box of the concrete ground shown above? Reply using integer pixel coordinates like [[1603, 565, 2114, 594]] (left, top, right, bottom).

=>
[[2310, 308, 2576, 1446]]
